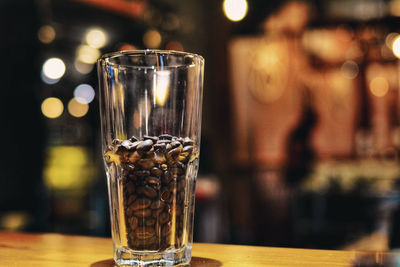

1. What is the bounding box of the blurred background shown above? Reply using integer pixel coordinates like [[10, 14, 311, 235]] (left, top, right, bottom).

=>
[[3, 0, 400, 251]]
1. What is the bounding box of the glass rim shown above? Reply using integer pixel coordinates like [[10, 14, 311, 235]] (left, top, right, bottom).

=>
[[97, 49, 204, 69]]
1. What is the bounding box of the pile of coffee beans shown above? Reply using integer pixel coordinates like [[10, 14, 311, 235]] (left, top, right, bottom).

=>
[[105, 134, 195, 251]]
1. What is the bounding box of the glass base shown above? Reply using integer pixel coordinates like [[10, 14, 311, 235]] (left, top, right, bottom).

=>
[[115, 245, 192, 266]]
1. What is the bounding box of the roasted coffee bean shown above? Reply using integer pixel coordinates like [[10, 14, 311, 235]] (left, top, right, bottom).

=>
[[127, 194, 137, 205], [136, 227, 155, 239], [178, 153, 189, 162], [146, 176, 161, 185], [136, 139, 153, 153], [144, 147, 154, 157], [154, 152, 166, 164], [125, 182, 136, 194], [120, 140, 135, 151], [165, 143, 172, 151], [131, 198, 152, 210], [138, 158, 155, 169], [128, 151, 141, 163], [157, 140, 171, 145], [112, 139, 121, 146], [137, 186, 157, 199], [159, 134, 173, 140], [150, 200, 165, 210], [160, 188, 171, 201], [162, 171, 173, 184], [150, 167, 163, 177], [167, 146, 182, 162], [129, 136, 138, 142], [145, 218, 156, 226], [159, 212, 170, 224], [152, 208, 164, 217], [121, 163, 135, 172], [166, 193, 174, 204], [143, 135, 159, 142], [128, 216, 138, 230], [128, 174, 137, 181], [183, 145, 194, 154], [133, 170, 150, 177], [134, 208, 152, 217], [153, 143, 166, 152], [126, 206, 135, 216], [107, 134, 196, 251], [170, 141, 182, 149], [183, 137, 194, 146], [161, 224, 171, 236]]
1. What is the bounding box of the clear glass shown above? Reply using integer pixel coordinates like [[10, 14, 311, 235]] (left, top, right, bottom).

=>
[[97, 50, 204, 266]]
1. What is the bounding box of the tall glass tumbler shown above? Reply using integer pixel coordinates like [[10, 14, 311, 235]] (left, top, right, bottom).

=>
[[97, 50, 204, 266]]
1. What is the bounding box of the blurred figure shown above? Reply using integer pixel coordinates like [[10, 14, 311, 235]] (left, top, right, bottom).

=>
[[284, 90, 317, 187], [228, 0, 316, 246]]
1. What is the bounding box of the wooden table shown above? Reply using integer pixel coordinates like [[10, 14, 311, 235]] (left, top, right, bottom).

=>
[[0, 231, 384, 266]]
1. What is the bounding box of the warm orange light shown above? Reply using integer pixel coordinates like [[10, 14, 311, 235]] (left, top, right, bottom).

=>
[[370, 76, 389, 97], [118, 43, 137, 51], [68, 98, 89, 118], [143, 29, 162, 49], [38, 25, 56, 44], [165, 41, 184, 51]]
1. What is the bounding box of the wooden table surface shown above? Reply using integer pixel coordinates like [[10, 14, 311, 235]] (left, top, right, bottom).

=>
[[0, 231, 383, 266]]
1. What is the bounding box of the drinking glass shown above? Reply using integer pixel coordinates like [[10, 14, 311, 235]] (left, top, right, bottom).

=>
[[97, 50, 204, 266]]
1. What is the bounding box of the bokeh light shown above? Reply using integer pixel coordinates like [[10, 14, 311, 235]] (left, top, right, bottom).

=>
[[74, 59, 94, 74], [340, 60, 359, 79], [41, 70, 60, 85], [385, 32, 399, 48], [42, 58, 66, 80], [77, 45, 100, 64], [143, 29, 162, 49], [38, 25, 56, 44], [86, 28, 107, 48], [165, 41, 184, 51], [44, 146, 93, 190], [392, 35, 400, 58], [390, 0, 400, 16], [68, 98, 89, 117], [118, 43, 137, 51], [41, 97, 64, 119], [74, 84, 95, 104], [223, 0, 248, 22], [370, 76, 389, 97]]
